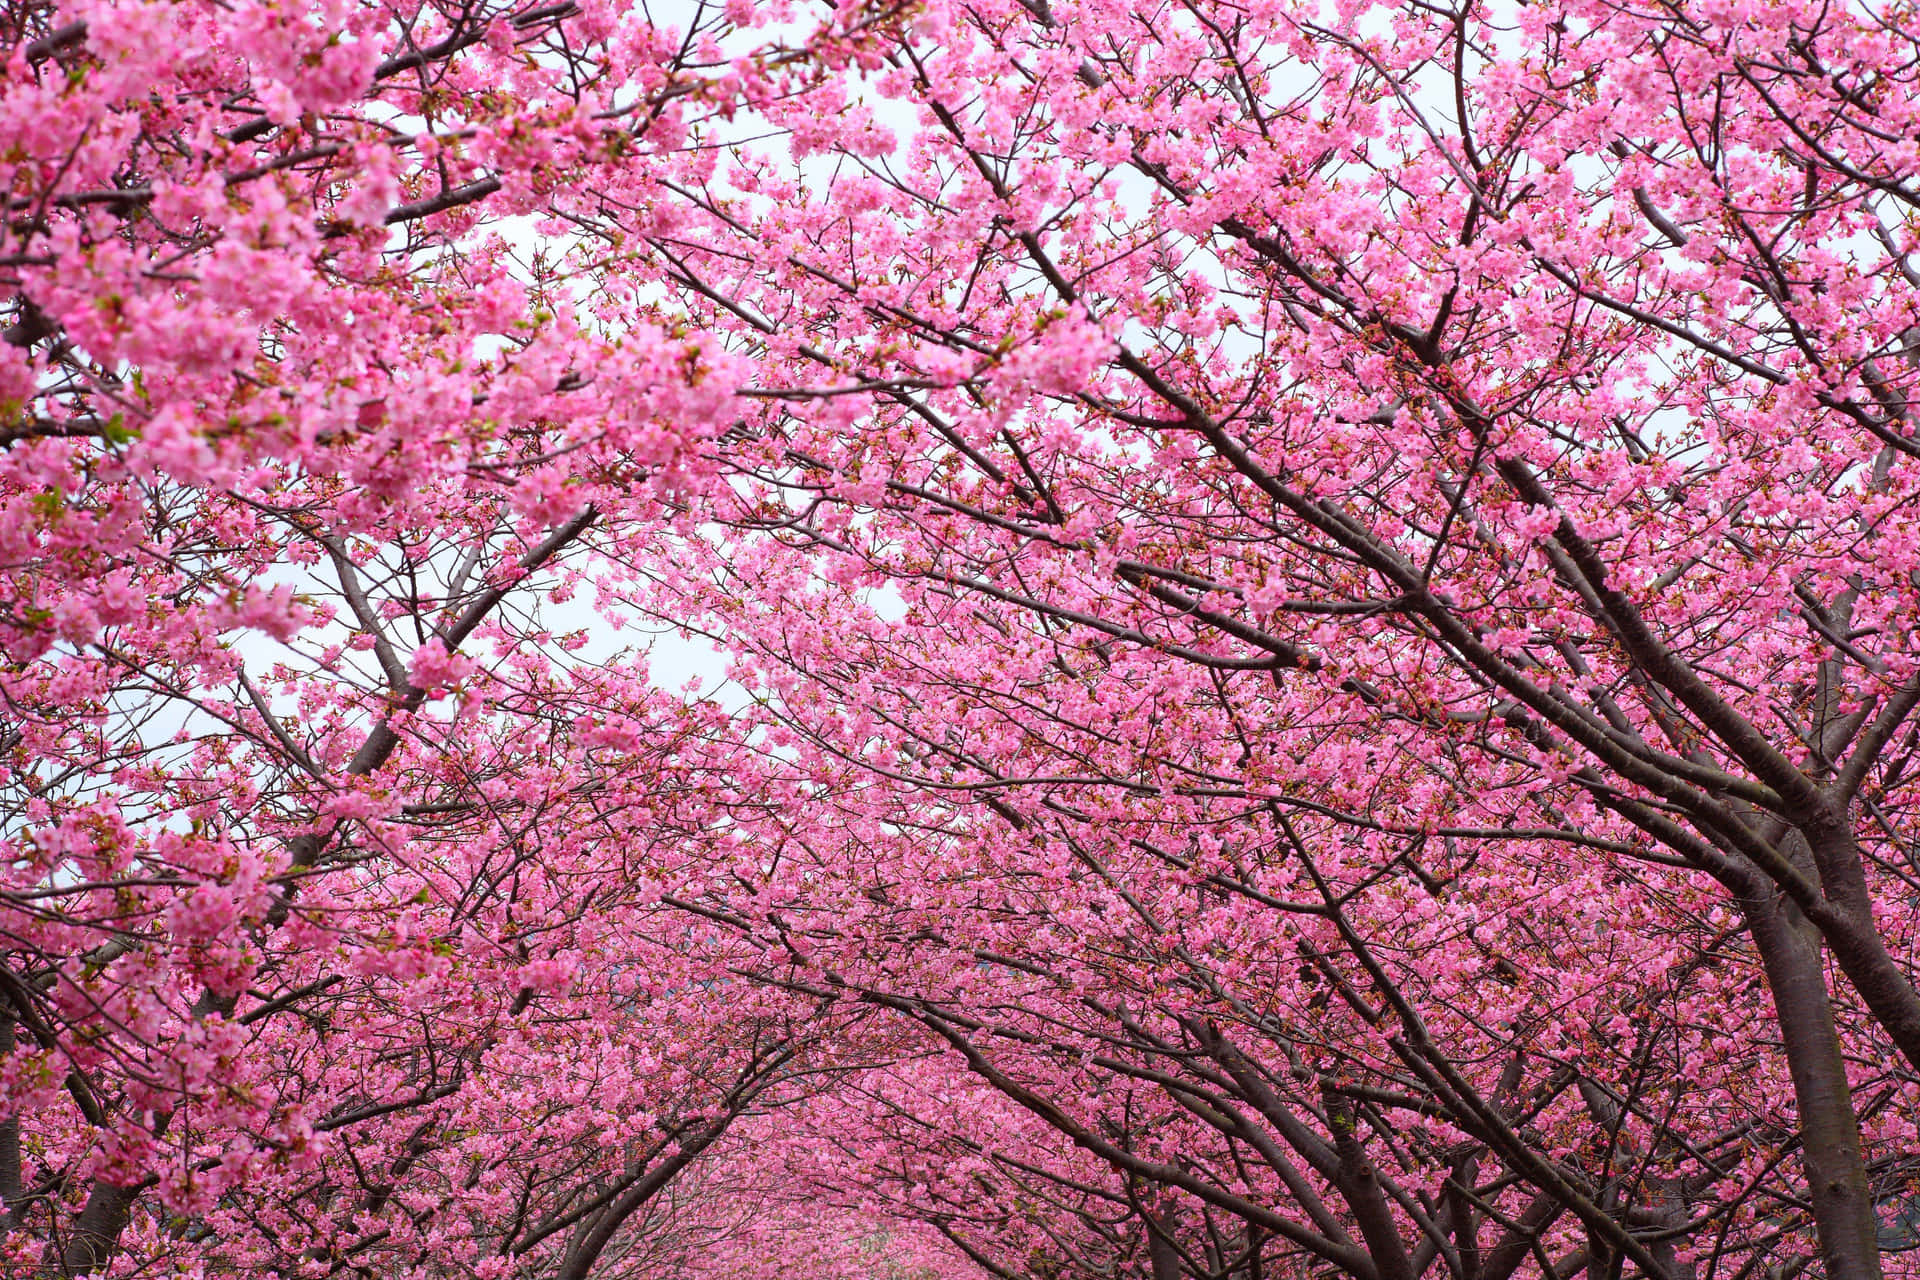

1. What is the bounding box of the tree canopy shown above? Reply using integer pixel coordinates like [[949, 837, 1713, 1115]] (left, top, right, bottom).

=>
[[5, 0, 1920, 1277]]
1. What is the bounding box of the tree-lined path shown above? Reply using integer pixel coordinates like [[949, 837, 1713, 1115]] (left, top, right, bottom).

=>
[[4, 0, 1920, 1276]]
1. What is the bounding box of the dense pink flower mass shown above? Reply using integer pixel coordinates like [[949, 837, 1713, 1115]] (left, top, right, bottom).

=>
[[7, 0, 1920, 1276]]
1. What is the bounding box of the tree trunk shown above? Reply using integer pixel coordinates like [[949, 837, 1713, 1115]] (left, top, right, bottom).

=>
[[1745, 887, 1883, 1280]]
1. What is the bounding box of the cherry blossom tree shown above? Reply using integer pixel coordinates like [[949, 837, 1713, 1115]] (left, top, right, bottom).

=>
[[610, 0, 1920, 1277], [9, 0, 1920, 1277], [1, 0, 904, 1273]]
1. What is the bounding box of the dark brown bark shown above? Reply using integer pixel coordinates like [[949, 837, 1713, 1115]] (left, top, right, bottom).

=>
[[1147, 1201, 1183, 1280], [0, 1010, 17, 1235], [1476, 1191, 1566, 1280], [1744, 888, 1882, 1280], [1322, 1086, 1416, 1280], [45, 1182, 140, 1279]]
